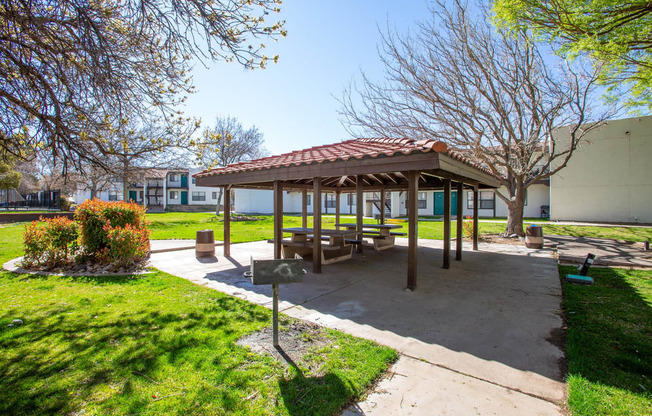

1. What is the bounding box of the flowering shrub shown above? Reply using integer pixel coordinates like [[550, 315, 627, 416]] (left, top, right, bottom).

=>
[[22, 199, 150, 271], [75, 199, 149, 262], [23, 216, 78, 269], [101, 224, 150, 268], [462, 215, 474, 239]]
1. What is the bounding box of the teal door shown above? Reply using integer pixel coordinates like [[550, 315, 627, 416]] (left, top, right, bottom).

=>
[[128, 190, 137, 202], [180, 174, 188, 187], [180, 191, 188, 205], [433, 191, 458, 216]]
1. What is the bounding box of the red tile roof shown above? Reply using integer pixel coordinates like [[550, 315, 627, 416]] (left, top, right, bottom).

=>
[[194, 138, 491, 177]]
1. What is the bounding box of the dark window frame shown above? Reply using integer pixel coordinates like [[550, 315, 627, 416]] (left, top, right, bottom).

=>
[[467, 190, 495, 210], [191, 191, 206, 202], [417, 192, 427, 209]]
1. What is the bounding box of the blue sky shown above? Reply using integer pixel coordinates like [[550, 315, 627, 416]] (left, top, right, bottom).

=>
[[184, 1, 431, 156]]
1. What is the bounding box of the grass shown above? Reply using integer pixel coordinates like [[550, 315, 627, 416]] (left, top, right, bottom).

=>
[[0, 222, 397, 415], [560, 266, 652, 416], [146, 212, 652, 242]]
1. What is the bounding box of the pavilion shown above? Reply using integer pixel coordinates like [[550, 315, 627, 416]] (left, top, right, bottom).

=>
[[194, 138, 500, 290]]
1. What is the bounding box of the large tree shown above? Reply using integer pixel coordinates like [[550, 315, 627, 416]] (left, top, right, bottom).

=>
[[0, 161, 22, 206], [192, 116, 267, 214], [492, 0, 652, 109], [0, 0, 284, 171], [340, 0, 613, 236]]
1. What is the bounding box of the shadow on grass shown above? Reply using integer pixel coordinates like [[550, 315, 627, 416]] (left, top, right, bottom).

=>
[[276, 346, 354, 416], [561, 266, 652, 395], [0, 289, 270, 416]]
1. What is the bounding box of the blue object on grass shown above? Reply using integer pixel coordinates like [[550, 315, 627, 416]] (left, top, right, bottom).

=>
[[566, 274, 594, 285]]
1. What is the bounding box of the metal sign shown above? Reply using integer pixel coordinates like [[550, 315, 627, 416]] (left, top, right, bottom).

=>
[[249, 258, 304, 285], [245, 257, 305, 347]]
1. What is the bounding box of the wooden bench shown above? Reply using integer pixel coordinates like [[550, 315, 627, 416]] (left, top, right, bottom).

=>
[[268, 238, 355, 265]]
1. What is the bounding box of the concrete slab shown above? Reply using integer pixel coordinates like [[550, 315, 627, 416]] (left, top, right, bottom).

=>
[[150, 239, 565, 415], [150, 239, 223, 254], [548, 235, 652, 268], [342, 355, 562, 416]]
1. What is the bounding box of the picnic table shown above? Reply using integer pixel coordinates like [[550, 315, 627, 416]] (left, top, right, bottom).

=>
[[276, 227, 361, 264], [335, 223, 406, 251]]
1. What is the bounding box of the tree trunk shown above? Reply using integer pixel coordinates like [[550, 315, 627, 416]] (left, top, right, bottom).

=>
[[215, 187, 224, 215], [505, 199, 525, 237]]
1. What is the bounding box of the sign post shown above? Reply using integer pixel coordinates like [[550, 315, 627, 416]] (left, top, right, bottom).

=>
[[246, 258, 304, 347]]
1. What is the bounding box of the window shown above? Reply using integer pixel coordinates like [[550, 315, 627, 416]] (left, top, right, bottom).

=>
[[325, 194, 336, 208], [418, 192, 427, 209], [306, 194, 312, 206], [347, 194, 356, 205], [108, 190, 119, 201], [467, 191, 495, 210], [138, 191, 144, 200], [169, 173, 179, 182], [212, 191, 218, 200], [192, 191, 206, 202], [192, 177, 196, 185], [170, 191, 179, 200]]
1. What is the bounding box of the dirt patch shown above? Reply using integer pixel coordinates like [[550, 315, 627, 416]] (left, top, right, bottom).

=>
[[237, 320, 332, 372], [221, 215, 260, 222], [478, 234, 526, 246]]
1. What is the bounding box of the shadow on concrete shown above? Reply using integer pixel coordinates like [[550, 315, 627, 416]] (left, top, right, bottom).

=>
[[548, 235, 652, 268], [194, 241, 564, 383]]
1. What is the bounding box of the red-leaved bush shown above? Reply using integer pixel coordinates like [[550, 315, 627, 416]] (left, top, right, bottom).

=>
[[22, 199, 150, 271], [23, 216, 78, 269], [101, 224, 150, 267]]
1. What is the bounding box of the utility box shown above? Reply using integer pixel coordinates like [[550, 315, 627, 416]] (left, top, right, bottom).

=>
[[248, 258, 304, 286]]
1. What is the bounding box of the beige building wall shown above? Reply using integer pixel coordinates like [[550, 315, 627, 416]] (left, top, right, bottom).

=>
[[551, 116, 652, 223]]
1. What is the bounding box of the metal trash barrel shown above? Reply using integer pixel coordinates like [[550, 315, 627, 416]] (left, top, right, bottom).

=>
[[525, 225, 543, 249], [196, 229, 215, 257]]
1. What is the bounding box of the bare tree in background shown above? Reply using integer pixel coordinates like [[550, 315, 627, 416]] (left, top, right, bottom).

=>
[[100, 116, 200, 201], [0, 0, 284, 172], [340, 0, 615, 236], [193, 116, 268, 214]]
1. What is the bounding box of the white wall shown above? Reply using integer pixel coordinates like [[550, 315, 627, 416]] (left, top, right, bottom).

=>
[[550, 115, 652, 223], [189, 168, 220, 206], [233, 189, 365, 215]]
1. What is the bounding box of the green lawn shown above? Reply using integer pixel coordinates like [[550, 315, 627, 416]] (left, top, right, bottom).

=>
[[560, 266, 652, 416], [0, 222, 397, 415], [5, 214, 652, 416], [146, 212, 652, 242]]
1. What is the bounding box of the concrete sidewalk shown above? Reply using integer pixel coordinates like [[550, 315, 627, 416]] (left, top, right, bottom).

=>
[[548, 235, 652, 268], [150, 239, 564, 415], [150, 239, 223, 254]]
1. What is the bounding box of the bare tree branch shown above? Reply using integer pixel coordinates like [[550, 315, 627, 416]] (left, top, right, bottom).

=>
[[339, 0, 617, 235]]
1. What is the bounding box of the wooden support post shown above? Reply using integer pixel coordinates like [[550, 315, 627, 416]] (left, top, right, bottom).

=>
[[313, 178, 322, 273], [273, 181, 283, 260], [335, 191, 341, 226], [407, 172, 419, 290], [443, 179, 451, 269], [456, 182, 463, 261], [356, 175, 364, 253], [473, 187, 479, 251], [380, 188, 386, 224], [302, 188, 308, 228], [224, 185, 231, 257]]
